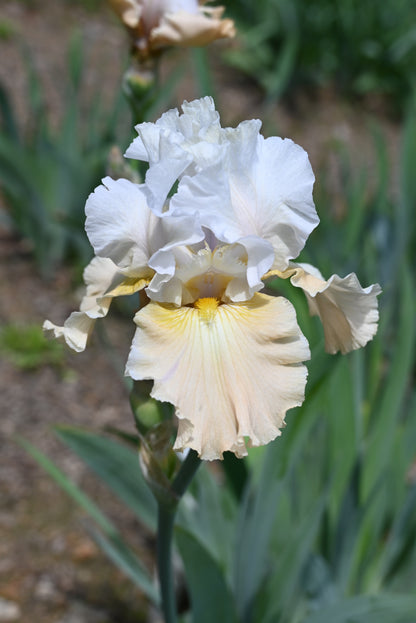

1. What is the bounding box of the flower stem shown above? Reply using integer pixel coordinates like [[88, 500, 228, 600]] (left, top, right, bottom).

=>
[[157, 505, 177, 623], [171, 449, 202, 498], [157, 450, 201, 623]]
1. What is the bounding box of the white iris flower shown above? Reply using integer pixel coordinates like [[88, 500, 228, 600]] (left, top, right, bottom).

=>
[[44, 98, 381, 460]]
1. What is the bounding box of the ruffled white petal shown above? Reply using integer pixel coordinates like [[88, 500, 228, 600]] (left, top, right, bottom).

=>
[[147, 245, 212, 305], [221, 118, 262, 170], [146, 240, 272, 306], [180, 97, 221, 134], [251, 137, 318, 267], [125, 98, 225, 213], [286, 263, 381, 354], [129, 127, 193, 215], [126, 293, 310, 460], [43, 257, 118, 352], [85, 177, 159, 269], [125, 97, 221, 166], [171, 133, 318, 269], [85, 176, 203, 272], [213, 237, 273, 302], [235, 236, 274, 297], [170, 163, 236, 239]]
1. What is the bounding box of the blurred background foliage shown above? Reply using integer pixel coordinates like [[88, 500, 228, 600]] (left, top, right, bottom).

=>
[[2, 0, 416, 621], [0, 31, 128, 279], [224, 0, 416, 110]]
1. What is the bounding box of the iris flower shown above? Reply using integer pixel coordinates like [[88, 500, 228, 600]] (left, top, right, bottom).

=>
[[108, 0, 235, 59], [44, 98, 380, 460]]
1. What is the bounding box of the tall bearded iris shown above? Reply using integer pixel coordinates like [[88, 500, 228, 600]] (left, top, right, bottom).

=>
[[44, 97, 381, 460]]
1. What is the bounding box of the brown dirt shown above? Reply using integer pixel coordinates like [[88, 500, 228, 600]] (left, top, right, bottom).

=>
[[0, 1, 403, 621], [0, 235, 157, 622]]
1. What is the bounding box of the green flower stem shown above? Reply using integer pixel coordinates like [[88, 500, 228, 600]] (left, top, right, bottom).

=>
[[171, 449, 202, 498], [157, 450, 201, 623], [157, 505, 177, 623]]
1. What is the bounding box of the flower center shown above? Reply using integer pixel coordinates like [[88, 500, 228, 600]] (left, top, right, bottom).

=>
[[185, 271, 232, 301], [194, 297, 220, 321]]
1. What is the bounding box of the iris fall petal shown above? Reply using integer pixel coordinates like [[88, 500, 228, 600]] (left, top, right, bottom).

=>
[[285, 263, 381, 354], [126, 293, 310, 460], [43, 257, 118, 352]]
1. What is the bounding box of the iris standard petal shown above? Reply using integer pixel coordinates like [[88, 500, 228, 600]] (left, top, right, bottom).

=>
[[171, 133, 317, 270], [125, 293, 310, 460], [125, 97, 220, 162], [125, 99, 225, 214], [85, 176, 203, 274], [132, 128, 193, 215], [251, 136, 318, 267], [85, 177, 158, 268]]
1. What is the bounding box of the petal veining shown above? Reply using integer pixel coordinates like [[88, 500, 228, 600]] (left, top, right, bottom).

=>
[[126, 293, 310, 460]]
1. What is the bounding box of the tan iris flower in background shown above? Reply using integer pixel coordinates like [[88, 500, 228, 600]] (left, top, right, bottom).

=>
[[108, 0, 235, 60]]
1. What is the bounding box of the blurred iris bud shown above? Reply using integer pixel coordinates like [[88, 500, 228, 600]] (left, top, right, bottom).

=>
[[139, 420, 181, 507]]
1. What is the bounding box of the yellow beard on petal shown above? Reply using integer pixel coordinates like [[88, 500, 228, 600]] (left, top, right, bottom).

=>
[[194, 297, 220, 321]]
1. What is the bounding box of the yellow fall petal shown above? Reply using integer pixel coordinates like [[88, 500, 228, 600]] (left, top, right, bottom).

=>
[[126, 293, 310, 460]]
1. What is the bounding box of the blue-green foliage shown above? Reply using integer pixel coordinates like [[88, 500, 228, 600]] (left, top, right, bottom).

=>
[[0, 32, 127, 278], [224, 0, 416, 109]]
